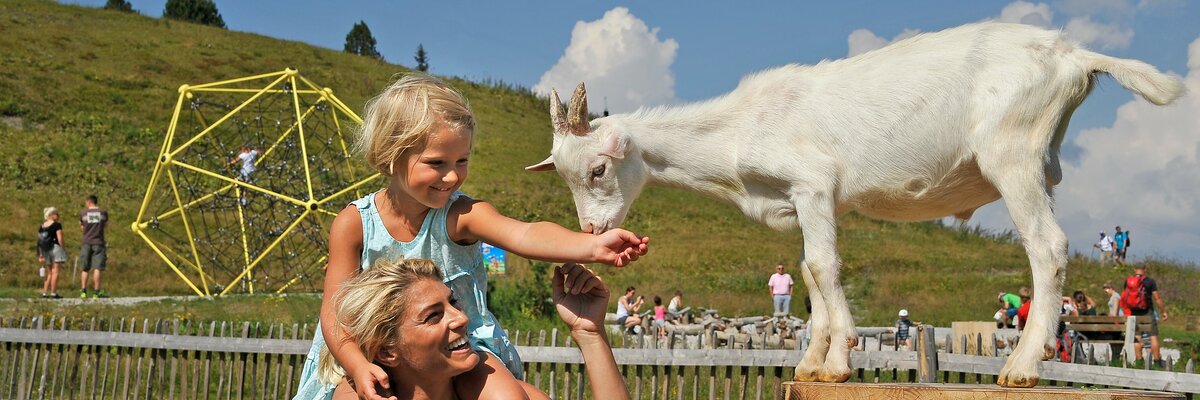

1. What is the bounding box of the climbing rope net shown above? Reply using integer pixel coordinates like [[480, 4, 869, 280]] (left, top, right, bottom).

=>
[[133, 69, 380, 296]]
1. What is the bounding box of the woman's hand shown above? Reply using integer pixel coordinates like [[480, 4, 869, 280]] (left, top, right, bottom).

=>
[[554, 263, 630, 400], [592, 229, 649, 267], [553, 263, 609, 335]]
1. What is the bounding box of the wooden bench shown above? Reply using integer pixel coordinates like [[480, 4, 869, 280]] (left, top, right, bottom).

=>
[[1061, 315, 1155, 362], [1061, 315, 1154, 344]]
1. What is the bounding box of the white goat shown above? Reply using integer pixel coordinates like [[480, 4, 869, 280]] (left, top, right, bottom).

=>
[[527, 22, 1184, 387]]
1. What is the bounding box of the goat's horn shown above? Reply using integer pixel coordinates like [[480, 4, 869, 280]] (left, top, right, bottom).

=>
[[566, 82, 589, 135], [549, 89, 567, 134]]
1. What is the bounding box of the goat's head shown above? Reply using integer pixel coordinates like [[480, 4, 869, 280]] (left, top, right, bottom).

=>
[[526, 83, 647, 234]]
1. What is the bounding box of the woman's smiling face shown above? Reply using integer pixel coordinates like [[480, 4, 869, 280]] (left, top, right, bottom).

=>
[[389, 278, 479, 377]]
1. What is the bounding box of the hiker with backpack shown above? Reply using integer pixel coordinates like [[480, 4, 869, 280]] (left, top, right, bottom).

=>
[[37, 207, 67, 298], [1121, 265, 1168, 367], [1113, 226, 1132, 265]]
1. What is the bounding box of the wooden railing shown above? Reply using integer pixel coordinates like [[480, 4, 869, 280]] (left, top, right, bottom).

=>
[[1, 317, 1197, 399]]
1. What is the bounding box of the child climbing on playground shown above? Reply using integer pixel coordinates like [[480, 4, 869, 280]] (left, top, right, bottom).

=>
[[293, 74, 650, 400]]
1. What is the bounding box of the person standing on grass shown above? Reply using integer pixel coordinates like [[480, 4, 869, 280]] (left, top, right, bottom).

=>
[[768, 263, 794, 317], [1113, 226, 1130, 265], [79, 194, 108, 298], [37, 207, 66, 298], [1094, 231, 1114, 267], [1121, 265, 1168, 368]]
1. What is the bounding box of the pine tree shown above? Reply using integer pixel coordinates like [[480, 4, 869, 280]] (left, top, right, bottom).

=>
[[414, 44, 429, 72], [162, 0, 226, 29], [104, 0, 135, 13], [343, 21, 383, 60]]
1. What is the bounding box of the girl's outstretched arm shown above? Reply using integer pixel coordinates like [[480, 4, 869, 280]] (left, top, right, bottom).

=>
[[450, 199, 648, 267], [323, 207, 397, 400]]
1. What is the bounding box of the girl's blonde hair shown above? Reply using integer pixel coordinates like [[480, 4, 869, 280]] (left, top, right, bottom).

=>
[[354, 73, 476, 176], [316, 258, 444, 385], [43, 207, 57, 220]]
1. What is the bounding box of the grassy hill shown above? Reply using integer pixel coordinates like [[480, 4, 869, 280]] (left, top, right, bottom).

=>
[[1, 0, 1196, 331]]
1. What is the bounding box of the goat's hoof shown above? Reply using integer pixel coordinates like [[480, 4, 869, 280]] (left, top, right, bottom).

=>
[[818, 367, 852, 383], [793, 367, 820, 382], [998, 356, 1041, 388], [997, 370, 1040, 388]]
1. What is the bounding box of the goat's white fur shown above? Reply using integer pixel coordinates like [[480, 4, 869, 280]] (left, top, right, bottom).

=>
[[528, 22, 1184, 387]]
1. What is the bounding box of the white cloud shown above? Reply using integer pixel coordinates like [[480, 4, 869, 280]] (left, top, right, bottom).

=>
[[847, 28, 921, 57], [959, 37, 1200, 262], [994, 1, 1134, 50], [997, 1, 1054, 27], [534, 7, 679, 114], [1058, 0, 1134, 19], [1064, 16, 1134, 50]]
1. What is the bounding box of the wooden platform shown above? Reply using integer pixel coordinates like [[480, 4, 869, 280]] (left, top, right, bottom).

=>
[[783, 382, 1184, 400]]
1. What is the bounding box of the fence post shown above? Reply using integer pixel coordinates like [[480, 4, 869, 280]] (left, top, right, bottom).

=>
[[917, 325, 937, 383], [1123, 316, 1136, 363]]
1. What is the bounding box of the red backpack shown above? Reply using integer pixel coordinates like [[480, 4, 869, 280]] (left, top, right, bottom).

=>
[[1121, 274, 1150, 311]]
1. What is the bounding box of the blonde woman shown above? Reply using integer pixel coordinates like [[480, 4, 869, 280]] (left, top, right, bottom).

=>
[[317, 259, 627, 400], [36, 207, 67, 298]]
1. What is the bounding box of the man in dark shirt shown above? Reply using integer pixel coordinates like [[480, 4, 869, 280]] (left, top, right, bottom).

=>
[[79, 195, 109, 298], [1124, 265, 1168, 367]]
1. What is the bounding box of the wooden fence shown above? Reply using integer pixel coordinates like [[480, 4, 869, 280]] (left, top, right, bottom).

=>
[[1, 317, 1197, 399]]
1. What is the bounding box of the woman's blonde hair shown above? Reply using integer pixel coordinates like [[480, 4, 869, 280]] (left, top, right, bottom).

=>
[[316, 258, 444, 385], [354, 73, 476, 176], [43, 207, 57, 220]]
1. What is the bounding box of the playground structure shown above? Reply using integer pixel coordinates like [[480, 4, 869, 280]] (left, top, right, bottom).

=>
[[132, 69, 380, 296]]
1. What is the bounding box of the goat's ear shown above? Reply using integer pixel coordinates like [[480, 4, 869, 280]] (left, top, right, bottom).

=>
[[525, 155, 557, 172], [599, 132, 629, 160], [549, 89, 567, 134]]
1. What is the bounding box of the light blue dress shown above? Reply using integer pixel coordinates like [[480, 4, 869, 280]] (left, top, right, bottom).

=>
[[292, 190, 522, 400]]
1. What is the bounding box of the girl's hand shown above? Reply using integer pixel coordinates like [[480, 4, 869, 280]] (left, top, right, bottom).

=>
[[593, 229, 649, 267], [553, 263, 609, 335], [347, 362, 397, 400]]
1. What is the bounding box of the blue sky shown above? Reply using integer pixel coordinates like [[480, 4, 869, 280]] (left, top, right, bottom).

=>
[[67, 1, 1200, 263]]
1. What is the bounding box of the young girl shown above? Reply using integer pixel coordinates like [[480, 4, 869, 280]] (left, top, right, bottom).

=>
[[294, 74, 649, 400], [652, 295, 667, 337]]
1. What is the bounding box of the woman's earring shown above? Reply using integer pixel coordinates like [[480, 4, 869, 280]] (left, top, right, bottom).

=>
[[389, 161, 394, 175]]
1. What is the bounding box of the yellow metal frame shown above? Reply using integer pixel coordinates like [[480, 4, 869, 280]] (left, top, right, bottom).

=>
[[133, 69, 379, 296]]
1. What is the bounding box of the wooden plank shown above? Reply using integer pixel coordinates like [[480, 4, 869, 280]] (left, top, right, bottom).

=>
[[782, 382, 1183, 399], [0, 328, 312, 354], [170, 320, 180, 400], [237, 322, 249, 400], [1062, 316, 1153, 324], [204, 319, 216, 398], [3, 318, 17, 400], [284, 323, 299, 400], [32, 317, 47, 399], [121, 319, 133, 400], [918, 325, 938, 383]]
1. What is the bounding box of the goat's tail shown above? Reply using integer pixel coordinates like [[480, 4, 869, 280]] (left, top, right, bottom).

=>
[[1080, 51, 1185, 106]]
